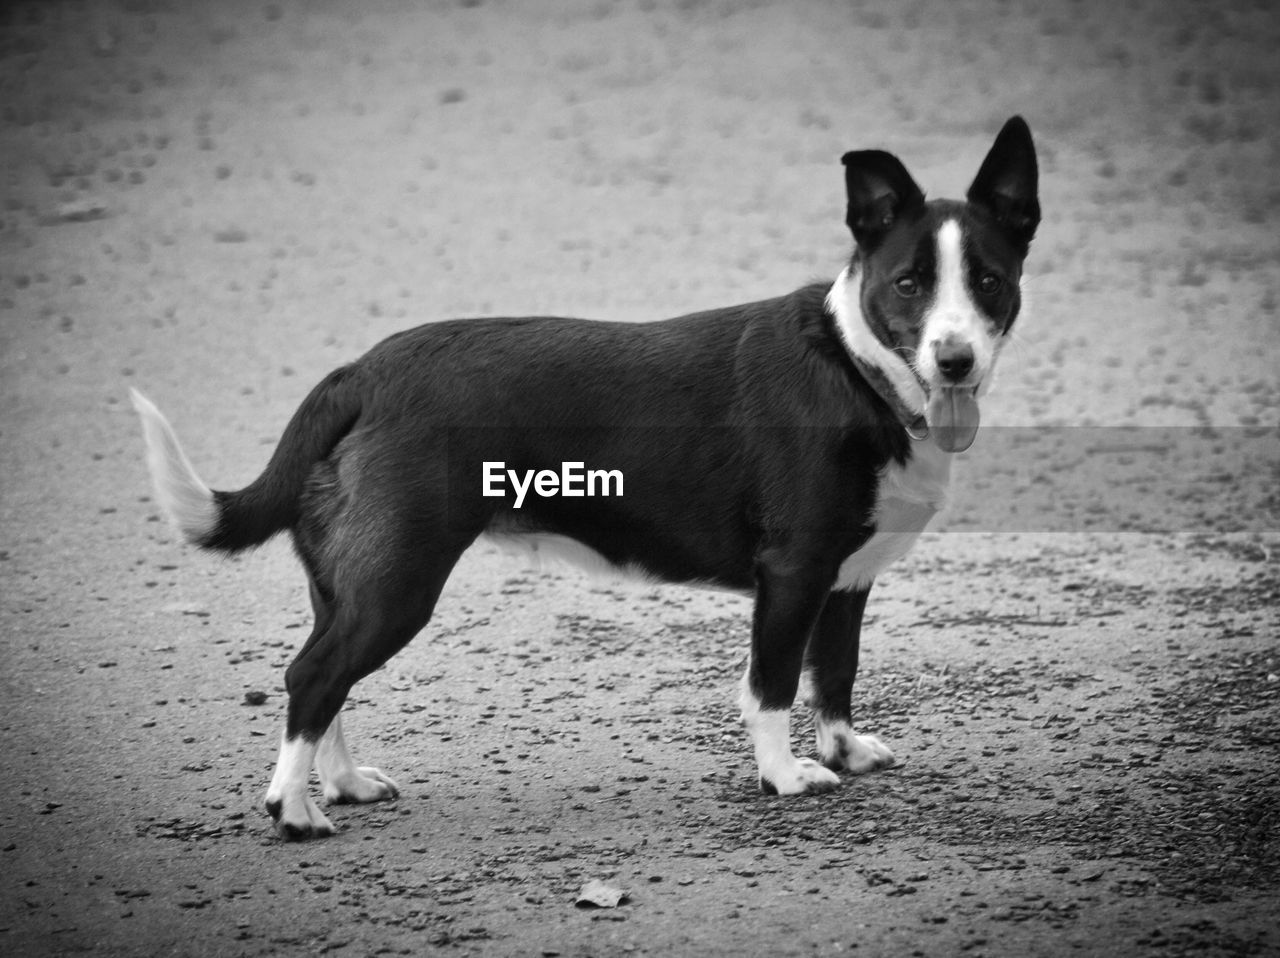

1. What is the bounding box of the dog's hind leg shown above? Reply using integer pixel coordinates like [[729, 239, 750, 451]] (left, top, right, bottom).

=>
[[293, 579, 401, 806], [804, 588, 895, 774], [265, 535, 465, 840], [265, 731, 331, 840], [315, 713, 400, 805]]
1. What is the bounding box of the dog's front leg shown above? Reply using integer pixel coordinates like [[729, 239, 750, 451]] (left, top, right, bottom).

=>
[[740, 557, 841, 795], [805, 588, 895, 774]]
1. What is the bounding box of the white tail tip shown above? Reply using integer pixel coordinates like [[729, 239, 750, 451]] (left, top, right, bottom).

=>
[[130, 388, 219, 543]]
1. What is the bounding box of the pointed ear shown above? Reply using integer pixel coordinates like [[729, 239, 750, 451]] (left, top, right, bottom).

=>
[[841, 149, 925, 249], [967, 115, 1040, 252]]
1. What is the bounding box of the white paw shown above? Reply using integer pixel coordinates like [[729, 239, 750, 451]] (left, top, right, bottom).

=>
[[322, 766, 400, 805], [823, 731, 896, 774], [266, 790, 336, 841], [759, 756, 842, 796]]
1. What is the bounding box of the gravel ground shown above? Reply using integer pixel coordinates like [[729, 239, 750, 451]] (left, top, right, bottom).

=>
[[1, 1, 1277, 955]]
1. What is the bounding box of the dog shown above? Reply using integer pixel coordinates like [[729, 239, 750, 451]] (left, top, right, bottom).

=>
[[132, 117, 1039, 840]]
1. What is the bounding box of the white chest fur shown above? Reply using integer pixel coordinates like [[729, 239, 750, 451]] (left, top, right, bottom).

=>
[[833, 440, 952, 592]]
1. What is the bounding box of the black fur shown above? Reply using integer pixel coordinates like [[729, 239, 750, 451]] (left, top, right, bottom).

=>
[[200, 282, 912, 742], [203, 367, 362, 551], [841, 149, 926, 249], [967, 115, 1041, 254]]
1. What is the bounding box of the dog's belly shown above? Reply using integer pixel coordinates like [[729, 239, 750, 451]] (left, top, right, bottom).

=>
[[484, 531, 659, 582], [833, 442, 951, 592], [482, 531, 751, 594]]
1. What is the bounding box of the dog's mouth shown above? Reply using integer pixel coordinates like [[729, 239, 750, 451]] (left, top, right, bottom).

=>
[[923, 385, 981, 453]]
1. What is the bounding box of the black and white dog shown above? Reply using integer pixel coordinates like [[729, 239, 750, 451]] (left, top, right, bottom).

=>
[[133, 117, 1039, 840]]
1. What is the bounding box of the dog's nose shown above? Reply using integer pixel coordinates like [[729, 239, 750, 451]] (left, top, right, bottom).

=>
[[933, 340, 975, 382]]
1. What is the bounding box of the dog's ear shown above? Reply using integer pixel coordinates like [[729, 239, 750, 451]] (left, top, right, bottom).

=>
[[841, 149, 925, 250], [967, 115, 1040, 252]]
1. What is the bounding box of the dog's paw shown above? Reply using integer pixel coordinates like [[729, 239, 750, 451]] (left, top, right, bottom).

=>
[[845, 733, 896, 773], [322, 766, 400, 806], [759, 757, 841, 796], [266, 792, 336, 841], [817, 724, 896, 774]]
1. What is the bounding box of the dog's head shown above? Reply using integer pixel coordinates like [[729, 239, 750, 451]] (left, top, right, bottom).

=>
[[839, 116, 1040, 452]]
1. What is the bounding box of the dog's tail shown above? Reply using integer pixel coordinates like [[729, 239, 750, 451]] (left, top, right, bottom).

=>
[[130, 369, 361, 552]]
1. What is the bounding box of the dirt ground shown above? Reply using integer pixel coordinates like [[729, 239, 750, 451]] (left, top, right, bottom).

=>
[[2, 1, 1278, 955]]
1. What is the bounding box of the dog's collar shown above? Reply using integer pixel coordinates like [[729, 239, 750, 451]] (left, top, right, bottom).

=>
[[846, 352, 930, 439], [824, 266, 930, 440]]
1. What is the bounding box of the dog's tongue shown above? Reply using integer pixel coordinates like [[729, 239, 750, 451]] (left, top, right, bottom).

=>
[[925, 387, 980, 453]]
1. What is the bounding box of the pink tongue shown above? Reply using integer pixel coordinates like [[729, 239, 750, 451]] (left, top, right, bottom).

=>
[[925, 387, 981, 453]]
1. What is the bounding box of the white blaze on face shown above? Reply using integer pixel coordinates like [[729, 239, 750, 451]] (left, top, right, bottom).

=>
[[917, 219, 995, 387], [919, 219, 996, 453]]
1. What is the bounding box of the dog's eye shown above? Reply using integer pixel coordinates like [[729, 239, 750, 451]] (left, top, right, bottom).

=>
[[978, 273, 1003, 296], [893, 276, 920, 298]]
